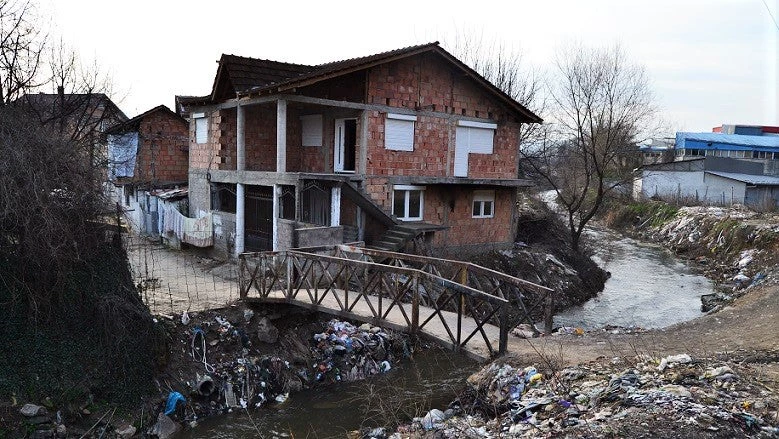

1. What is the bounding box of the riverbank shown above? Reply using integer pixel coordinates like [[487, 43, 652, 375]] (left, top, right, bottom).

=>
[[384, 202, 779, 438]]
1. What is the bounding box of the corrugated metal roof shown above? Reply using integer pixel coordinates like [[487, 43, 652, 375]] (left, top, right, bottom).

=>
[[677, 132, 779, 148], [151, 187, 188, 199], [705, 171, 779, 185]]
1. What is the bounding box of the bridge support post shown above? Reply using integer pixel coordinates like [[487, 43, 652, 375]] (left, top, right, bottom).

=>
[[499, 305, 509, 355], [411, 273, 419, 333], [286, 255, 293, 299], [544, 292, 554, 335]]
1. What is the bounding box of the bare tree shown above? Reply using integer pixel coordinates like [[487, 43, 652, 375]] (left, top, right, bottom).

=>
[[0, 0, 44, 104], [523, 44, 656, 251]]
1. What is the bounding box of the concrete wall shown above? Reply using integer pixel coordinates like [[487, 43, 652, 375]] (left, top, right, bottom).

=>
[[212, 211, 236, 257], [637, 170, 747, 205], [296, 225, 343, 249]]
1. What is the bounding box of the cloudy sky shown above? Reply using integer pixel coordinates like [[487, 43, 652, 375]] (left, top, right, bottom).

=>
[[40, 0, 778, 133]]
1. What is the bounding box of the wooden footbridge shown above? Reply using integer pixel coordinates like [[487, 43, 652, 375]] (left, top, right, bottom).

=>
[[238, 245, 554, 360]]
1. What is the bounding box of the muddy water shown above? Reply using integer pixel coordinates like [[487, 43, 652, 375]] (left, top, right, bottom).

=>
[[180, 349, 475, 438], [554, 227, 713, 330]]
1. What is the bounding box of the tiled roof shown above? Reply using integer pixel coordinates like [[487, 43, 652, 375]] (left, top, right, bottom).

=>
[[217, 55, 315, 94], [106, 104, 185, 134], [201, 42, 541, 123]]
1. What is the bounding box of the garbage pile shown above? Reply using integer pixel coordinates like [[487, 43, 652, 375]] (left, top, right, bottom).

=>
[[395, 353, 779, 438], [152, 309, 408, 435], [311, 320, 402, 384]]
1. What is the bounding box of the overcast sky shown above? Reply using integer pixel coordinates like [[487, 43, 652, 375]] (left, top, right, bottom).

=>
[[40, 0, 778, 133]]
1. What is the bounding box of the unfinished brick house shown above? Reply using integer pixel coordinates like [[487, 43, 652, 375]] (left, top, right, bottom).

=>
[[182, 42, 542, 257], [107, 105, 189, 235]]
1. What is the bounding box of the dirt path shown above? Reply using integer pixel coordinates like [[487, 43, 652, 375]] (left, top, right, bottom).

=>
[[507, 282, 779, 382]]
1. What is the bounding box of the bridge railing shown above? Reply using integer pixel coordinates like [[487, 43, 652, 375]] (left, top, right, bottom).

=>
[[239, 248, 516, 356], [332, 245, 554, 335]]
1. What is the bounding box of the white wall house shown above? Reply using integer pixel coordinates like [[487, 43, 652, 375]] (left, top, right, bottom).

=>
[[634, 157, 779, 207]]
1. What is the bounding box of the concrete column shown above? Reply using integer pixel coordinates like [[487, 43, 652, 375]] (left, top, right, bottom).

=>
[[234, 183, 245, 257], [235, 103, 246, 258], [330, 186, 341, 227], [272, 184, 280, 250], [276, 99, 287, 173], [358, 110, 368, 174], [237, 103, 245, 171]]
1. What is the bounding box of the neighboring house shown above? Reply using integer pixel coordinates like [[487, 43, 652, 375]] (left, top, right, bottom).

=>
[[15, 90, 127, 177], [634, 157, 779, 208], [106, 105, 189, 237], [181, 42, 542, 257], [675, 130, 779, 176]]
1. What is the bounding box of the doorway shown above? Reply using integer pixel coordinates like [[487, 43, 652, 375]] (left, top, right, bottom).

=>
[[334, 118, 356, 173], [244, 185, 273, 251]]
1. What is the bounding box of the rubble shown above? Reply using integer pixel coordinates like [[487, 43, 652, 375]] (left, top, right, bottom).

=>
[[394, 352, 779, 438]]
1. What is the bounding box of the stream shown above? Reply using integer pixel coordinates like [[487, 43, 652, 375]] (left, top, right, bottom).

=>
[[554, 226, 712, 330], [183, 225, 713, 437]]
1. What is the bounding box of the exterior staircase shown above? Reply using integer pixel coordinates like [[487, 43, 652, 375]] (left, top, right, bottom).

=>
[[370, 224, 421, 252]]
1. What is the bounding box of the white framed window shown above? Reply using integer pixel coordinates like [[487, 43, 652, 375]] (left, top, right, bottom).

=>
[[301, 114, 323, 147], [385, 113, 416, 151], [472, 190, 495, 218], [194, 112, 208, 144], [392, 185, 425, 221]]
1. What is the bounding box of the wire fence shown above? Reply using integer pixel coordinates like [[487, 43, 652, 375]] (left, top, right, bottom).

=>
[[124, 232, 239, 315]]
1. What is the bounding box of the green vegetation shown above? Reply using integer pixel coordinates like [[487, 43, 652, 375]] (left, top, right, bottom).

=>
[[605, 201, 680, 229]]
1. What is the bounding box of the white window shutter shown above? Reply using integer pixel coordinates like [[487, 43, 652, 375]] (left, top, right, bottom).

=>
[[454, 127, 470, 177], [385, 118, 414, 151], [468, 127, 494, 154], [195, 117, 208, 143], [301, 114, 323, 147]]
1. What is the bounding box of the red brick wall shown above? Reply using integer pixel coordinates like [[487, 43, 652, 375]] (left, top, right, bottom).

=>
[[189, 109, 230, 171], [190, 105, 330, 173], [403, 186, 513, 248], [423, 187, 515, 247], [134, 110, 189, 183], [365, 53, 521, 179]]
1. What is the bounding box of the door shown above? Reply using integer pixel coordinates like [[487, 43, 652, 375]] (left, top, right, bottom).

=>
[[334, 118, 356, 172], [244, 186, 273, 251]]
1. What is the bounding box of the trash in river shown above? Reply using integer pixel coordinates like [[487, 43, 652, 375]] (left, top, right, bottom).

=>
[[156, 309, 410, 431], [164, 392, 186, 416], [310, 319, 402, 384]]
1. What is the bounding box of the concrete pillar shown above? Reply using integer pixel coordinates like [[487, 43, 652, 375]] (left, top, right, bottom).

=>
[[234, 183, 245, 257], [276, 99, 287, 173], [272, 184, 280, 250], [330, 186, 341, 227], [235, 103, 246, 257], [237, 103, 245, 171]]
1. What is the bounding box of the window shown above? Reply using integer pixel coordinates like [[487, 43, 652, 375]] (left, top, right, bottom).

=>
[[211, 183, 236, 213], [472, 190, 495, 218], [392, 185, 424, 221], [454, 120, 497, 177], [194, 112, 208, 144], [457, 121, 496, 153], [385, 113, 416, 151], [301, 114, 323, 147]]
